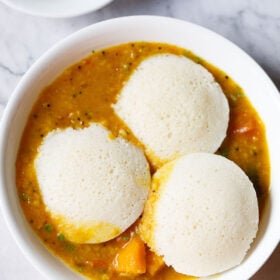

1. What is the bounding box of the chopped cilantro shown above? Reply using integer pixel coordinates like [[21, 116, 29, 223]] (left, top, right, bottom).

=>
[[44, 224, 53, 233], [122, 236, 129, 241], [65, 243, 75, 252], [221, 149, 229, 157], [58, 233, 66, 241]]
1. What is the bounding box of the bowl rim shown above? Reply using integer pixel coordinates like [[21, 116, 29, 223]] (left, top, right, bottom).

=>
[[0, 15, 280, 280], [0, 0, 114, 18]]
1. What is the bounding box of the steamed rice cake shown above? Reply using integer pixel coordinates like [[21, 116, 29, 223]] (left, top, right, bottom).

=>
[[35, 123, 150, 244], [113, 54, 229, 166], [139, 153, 259, 277]]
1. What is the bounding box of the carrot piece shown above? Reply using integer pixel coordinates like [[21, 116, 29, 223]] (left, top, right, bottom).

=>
[[113, 233, 146, 275], [231, 111, 257, 135], [146, 250, 165, 276], [233, 119, 255, 134]]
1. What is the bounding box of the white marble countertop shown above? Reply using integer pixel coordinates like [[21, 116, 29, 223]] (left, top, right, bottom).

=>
[[0, 0, 279, 279]]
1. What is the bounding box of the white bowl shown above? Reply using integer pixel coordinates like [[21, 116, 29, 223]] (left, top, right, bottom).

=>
[[0, 0, 114, 18], [0, 16, 279, 280]]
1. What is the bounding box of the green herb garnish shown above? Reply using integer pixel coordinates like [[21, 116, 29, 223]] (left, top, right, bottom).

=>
[[221, 149, 229, 157], [122, 236, 129, 241], [58, 233, 66, 241], [44, 224, 53, 233], [65, 243, 75, 252]]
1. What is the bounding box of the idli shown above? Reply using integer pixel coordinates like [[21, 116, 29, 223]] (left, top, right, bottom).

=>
[[35, 123, 150, 244], [113, 54, 229, 167], [139, 153, 259, 277]]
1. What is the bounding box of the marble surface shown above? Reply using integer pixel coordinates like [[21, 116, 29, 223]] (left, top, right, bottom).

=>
[[0, 0, 279, 279]]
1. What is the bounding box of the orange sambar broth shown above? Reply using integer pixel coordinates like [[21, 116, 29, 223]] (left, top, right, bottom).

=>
[[16, 42, 270, 279]]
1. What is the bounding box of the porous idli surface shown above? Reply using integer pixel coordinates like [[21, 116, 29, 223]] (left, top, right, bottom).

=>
[[139, 153, 259, 277], [113, 54, 229, 167], [35, 123, 150, 244]]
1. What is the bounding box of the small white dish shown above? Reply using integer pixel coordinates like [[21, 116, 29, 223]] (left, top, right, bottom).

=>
[[0, 16, 279, 280], [0, 0, 114, 18]]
